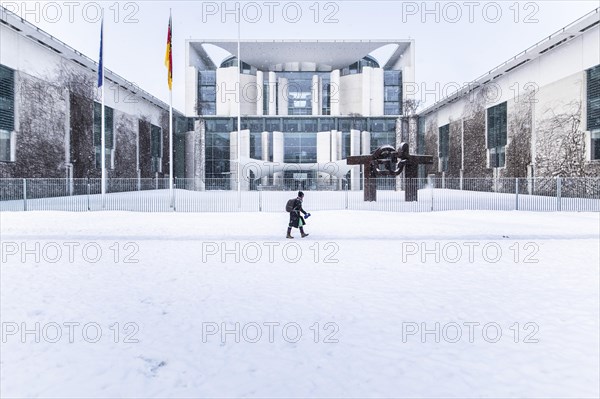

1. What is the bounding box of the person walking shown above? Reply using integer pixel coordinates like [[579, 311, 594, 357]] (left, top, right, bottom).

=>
[[287, 191, 310, 239]]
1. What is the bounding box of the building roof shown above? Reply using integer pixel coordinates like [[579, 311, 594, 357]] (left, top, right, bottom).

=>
[[188, 39, 411, 71], [419, 8, 600, 116], [0, 6, 183, 116]]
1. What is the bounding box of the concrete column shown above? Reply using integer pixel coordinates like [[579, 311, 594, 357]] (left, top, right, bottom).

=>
[[229, 129, 250, 190], [361, 131, 371, 155], [261, 131, 269, 186], [229, 130, 238, 190], [273, 131, 284, 185], [350, 129, 361, 190], [330, 130, 338, 162], [335, 130, 342, 160], [268, 72, 277, 115], [371, 68, 384, 116], [240, 129, 250, 190], [312, 75, 320, 115], [335, 130, 343, 189], [317, 131, 331, 184], [186, 119, 205, 190], [278, 77, 288, 116], [330, 70, 340, 116], [362, 67, 372, 116], [256, 70, 264, 116]]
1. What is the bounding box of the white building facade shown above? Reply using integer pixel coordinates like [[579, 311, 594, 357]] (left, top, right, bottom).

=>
[[0, 7, 188, 181], [417, 8, 600, 181], [184, 40, 415, 190]]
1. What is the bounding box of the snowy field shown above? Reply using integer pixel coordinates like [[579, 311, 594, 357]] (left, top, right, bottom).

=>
[[1, 210, 599, 398]]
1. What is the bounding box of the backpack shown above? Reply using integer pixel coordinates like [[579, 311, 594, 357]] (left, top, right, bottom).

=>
[[285, 198, 295, 212]]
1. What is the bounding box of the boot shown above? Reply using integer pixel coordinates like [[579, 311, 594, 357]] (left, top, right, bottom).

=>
[[300, 227, 309, 238], [286, 227, 294, 239]]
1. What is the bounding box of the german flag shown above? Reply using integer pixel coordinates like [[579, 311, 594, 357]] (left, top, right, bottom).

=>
[[164, 13, 172, 90]]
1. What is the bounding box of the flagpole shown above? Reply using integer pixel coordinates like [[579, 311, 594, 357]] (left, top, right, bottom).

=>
[[169, 9, 174, 208], [237, 6, 241, 208], [100, 17, 106, 208], [169, 80, 173, 206]]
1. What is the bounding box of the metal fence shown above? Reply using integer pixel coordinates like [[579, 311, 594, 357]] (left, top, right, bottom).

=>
[[0, 177, 598, 212]]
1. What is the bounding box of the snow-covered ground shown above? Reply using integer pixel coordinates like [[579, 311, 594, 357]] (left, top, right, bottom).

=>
[[1, 210, 599, 398]]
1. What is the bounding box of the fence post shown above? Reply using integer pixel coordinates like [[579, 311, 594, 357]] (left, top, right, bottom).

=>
[[87, 178, 91, 211], [23, 178, 27, 211], [556, 176, 562, 211], [345, 183, 349, 210], [428, 175, 434, 212], [515, 178, 519, 211], [259, 187, 262, 212], [173, 179, 177, 212]]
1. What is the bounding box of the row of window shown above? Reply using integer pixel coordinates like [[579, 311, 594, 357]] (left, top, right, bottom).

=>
[[437, 101, 508, 171], [0, 64, 168, 170], [0, 64, 15, 161], [435, 64, 600, 170], [197, 68, 400, 117], [384, 70, 402, 116], [203, 117, 397, 135], [93, 102, 163, 172]]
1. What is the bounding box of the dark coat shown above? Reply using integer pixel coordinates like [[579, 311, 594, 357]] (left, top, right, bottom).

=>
[[288, 197, 307, 228]]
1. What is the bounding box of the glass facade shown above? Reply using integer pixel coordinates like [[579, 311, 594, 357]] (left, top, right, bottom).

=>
[[93, 102, 114, 169], [417, 117, 425, 155], [322, 75, 331, 115], [220, 56, 257, 75], [202, 116, 398, 189], [369, 118, 396, 153], [0, 64, 14, 162], [150, 124, 162, 173], [283, 133, 317, 163], [278, 72, 331, 116], [384, 70, 402, 115], [340, 55, 380, 76], [205, 118, 232, 189], [438, 124, 449, 172], [587, 64, 600, 160], [197, 70, 216, 115], [250, 132, 262, 160], [487, 101, 507, 168]]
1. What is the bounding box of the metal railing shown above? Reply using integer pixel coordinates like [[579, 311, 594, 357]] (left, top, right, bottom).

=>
[[1, 177, 598, 212]]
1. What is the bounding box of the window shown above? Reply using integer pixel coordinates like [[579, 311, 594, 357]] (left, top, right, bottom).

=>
[[438, 124, 449, 172], [487, 102, 507, 167], [197, 70, 216, 115], [340, 56, 380, 76], [250, 132, 263, 160], [263, 81, 269, 115], [384, 70, 402, 115], [587, 65, 600, 160], [0, 64, 15, 162], [151, 124, 162, 173], [592, 130, 600, 161], [417, 117, 425, 155], [322, 76, 331, 115], [318, 118, 335, 132], [284, 132, 317, 163], [93, 102, 114, 169], [205, 118, 232, 188]]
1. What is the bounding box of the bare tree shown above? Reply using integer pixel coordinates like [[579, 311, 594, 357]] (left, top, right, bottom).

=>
[[461, 89, 491, 178], [505, 93, 533, 178], [56, 61, 96, 178], [535, 100, 588, 177], [402, 98, 421, 116]]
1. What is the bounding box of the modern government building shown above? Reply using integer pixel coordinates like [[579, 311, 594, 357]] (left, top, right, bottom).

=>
[[0, 5, 599, 190]]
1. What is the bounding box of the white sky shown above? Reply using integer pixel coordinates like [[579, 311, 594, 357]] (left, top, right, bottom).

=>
[[1, 0, 598, 112]]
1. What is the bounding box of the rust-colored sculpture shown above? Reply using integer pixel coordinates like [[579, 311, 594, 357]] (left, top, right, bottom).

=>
[[347, 143, 433, 202]]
